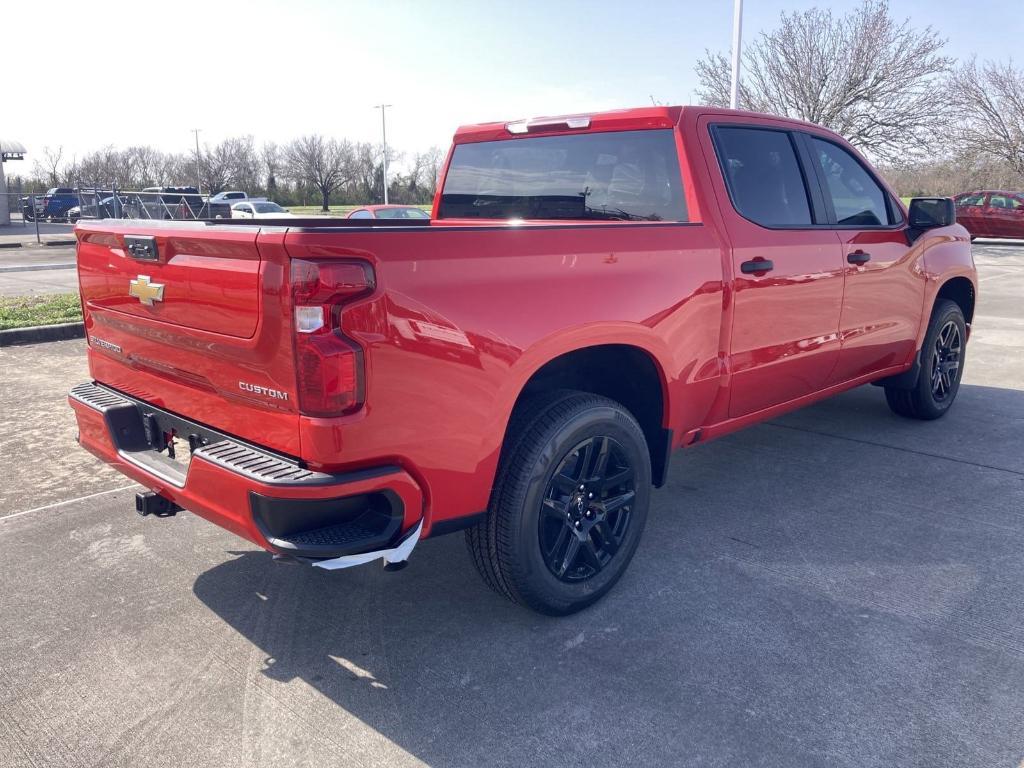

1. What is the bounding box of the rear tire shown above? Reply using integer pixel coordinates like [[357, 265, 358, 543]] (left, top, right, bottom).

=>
[[885, 299, 966, 420], [466, 391, 651, 615]]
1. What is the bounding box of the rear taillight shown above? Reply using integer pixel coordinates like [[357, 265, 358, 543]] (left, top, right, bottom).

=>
[[291, 259, 375, 417]]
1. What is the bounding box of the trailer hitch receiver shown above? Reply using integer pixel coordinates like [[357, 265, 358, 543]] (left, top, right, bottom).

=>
[[136, 491, 182, 518]]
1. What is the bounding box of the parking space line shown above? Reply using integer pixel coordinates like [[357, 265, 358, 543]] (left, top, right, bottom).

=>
[[1, 484, 138, 523]]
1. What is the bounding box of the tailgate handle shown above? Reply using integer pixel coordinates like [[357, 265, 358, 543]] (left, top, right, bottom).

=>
[[125, 236, 159, 262]]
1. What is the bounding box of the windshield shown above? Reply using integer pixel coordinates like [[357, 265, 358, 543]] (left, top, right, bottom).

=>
[[438, 129, 687, 222], [375, 207, 430, 219], [253, 202, 285, 213]]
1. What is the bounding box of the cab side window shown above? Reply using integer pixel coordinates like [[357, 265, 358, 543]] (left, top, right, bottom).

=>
[[712, 126, 813, 227], [810, 137, 892, 226], [956, 194, 986, 207]]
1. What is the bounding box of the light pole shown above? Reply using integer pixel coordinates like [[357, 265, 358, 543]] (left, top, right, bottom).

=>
[[375, 104, 392, 204], [191, 128, 202, 192], [730, 0, 743, 109]]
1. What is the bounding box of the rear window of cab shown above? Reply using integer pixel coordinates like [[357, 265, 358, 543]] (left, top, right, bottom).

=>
[[438, 129, 688, 222]]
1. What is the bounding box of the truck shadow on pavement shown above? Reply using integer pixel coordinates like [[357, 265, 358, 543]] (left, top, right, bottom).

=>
[[192, 383, 1024, 767]]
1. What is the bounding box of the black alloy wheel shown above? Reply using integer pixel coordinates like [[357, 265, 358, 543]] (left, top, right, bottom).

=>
[[466, 391, 652, 615], [884, 299, 967, 420], [930, 319, 962, 402], [539, 436, 636, 582]]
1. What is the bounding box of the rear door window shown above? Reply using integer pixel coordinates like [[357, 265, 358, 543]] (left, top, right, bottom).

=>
[[712, 127, 813, 227], [438, 129, 687, 222], [988, 194, 1022, 209], [809, 137, 892, 226]]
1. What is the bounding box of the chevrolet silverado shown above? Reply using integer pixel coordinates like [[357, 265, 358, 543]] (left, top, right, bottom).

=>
[[69, 106, 977, 614]]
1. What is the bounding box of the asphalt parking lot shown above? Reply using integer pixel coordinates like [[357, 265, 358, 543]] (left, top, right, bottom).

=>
[[0, 222, 78, 296], [1, 242, 1023, 768]]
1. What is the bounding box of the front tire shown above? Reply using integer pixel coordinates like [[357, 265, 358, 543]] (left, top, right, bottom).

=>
[[466, 391, 651, 615], [885, 299, 966, 420]]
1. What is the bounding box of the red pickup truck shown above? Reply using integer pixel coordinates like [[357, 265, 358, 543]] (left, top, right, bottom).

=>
[[70, 106, 977, 614]]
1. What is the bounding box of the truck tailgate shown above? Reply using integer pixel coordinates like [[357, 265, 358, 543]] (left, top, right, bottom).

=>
[[76, 220, 301, 456], [78, 223, 262, 337]]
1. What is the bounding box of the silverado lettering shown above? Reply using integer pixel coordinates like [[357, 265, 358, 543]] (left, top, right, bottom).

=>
[[69, 106, 977, 615]]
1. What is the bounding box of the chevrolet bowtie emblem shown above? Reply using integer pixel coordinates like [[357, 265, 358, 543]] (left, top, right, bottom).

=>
[[129, 275, 165, 306]]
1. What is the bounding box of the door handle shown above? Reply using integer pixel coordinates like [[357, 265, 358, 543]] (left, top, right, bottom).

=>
[[847, 250, 871, 265], [740, 259, 774, 274]]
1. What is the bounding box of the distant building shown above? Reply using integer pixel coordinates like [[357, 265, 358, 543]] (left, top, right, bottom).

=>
[[0, 139, 27, 226]]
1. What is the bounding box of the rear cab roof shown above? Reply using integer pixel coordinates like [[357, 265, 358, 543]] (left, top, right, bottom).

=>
[[450, 105, 845, 144], [443, 106, 843, 222]]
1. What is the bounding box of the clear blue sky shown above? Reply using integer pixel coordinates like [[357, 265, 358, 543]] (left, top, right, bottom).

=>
[[6, 0, 1022, 169]]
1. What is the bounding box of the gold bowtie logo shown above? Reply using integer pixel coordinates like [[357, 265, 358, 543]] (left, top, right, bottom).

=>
[[129, 275, 165, 306]]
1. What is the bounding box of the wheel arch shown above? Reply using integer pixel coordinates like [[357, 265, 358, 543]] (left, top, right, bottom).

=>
[[934, 275, 976, 325], [501, 341, 674, 488]]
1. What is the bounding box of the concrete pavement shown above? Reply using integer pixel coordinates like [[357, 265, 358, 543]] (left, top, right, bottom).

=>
[[0, 220, 77, 248], [1, 242, 1023, 767], [0, 246, 77, 296], [0, 235, 77, 296]]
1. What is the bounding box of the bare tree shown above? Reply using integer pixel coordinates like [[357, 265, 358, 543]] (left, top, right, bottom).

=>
[[694, 0, 951, 162], [196, 136, 260, 194], [127, 146, 164, 187], [350, 142, 380, 203], [948, 58, 1024, 177], [284, 135, 353, 211], [33, 146, 65, 187], [261, 142, 280, 200], [422, 146, 445, 195]]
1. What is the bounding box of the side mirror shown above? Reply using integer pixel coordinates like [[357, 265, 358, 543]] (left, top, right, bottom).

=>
[[908, 197, 955, 229]]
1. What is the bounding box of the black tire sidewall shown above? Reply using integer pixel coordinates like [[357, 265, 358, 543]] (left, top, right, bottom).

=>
[[915, 301, 967, 418], [505, 403, 651, 614]]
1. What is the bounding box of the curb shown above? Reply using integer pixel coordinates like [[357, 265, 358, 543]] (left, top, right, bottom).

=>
[[0, 263, 76, 273], [0, 322, 85, 347], [0, 241, 76, 249]]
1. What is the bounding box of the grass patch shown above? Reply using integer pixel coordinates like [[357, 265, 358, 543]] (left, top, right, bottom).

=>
[[0, 293, 82, 330]]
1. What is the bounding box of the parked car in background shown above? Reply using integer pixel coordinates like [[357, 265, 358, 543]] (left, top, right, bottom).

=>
[[209, 191, 248, 204], [346, 205, 431, 220], [954, 190, 1024, 240], [139, 186, 206, 219], [230, 200, 294, 218], [21, 188, 78, 221], [77, 195, 132, 220], [100, 195, 133, 218], [135, 186, 232, 219]]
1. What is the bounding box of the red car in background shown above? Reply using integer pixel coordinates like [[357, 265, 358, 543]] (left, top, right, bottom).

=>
[[346, 204, 430, 220], [954, 190, 1024, 239]]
